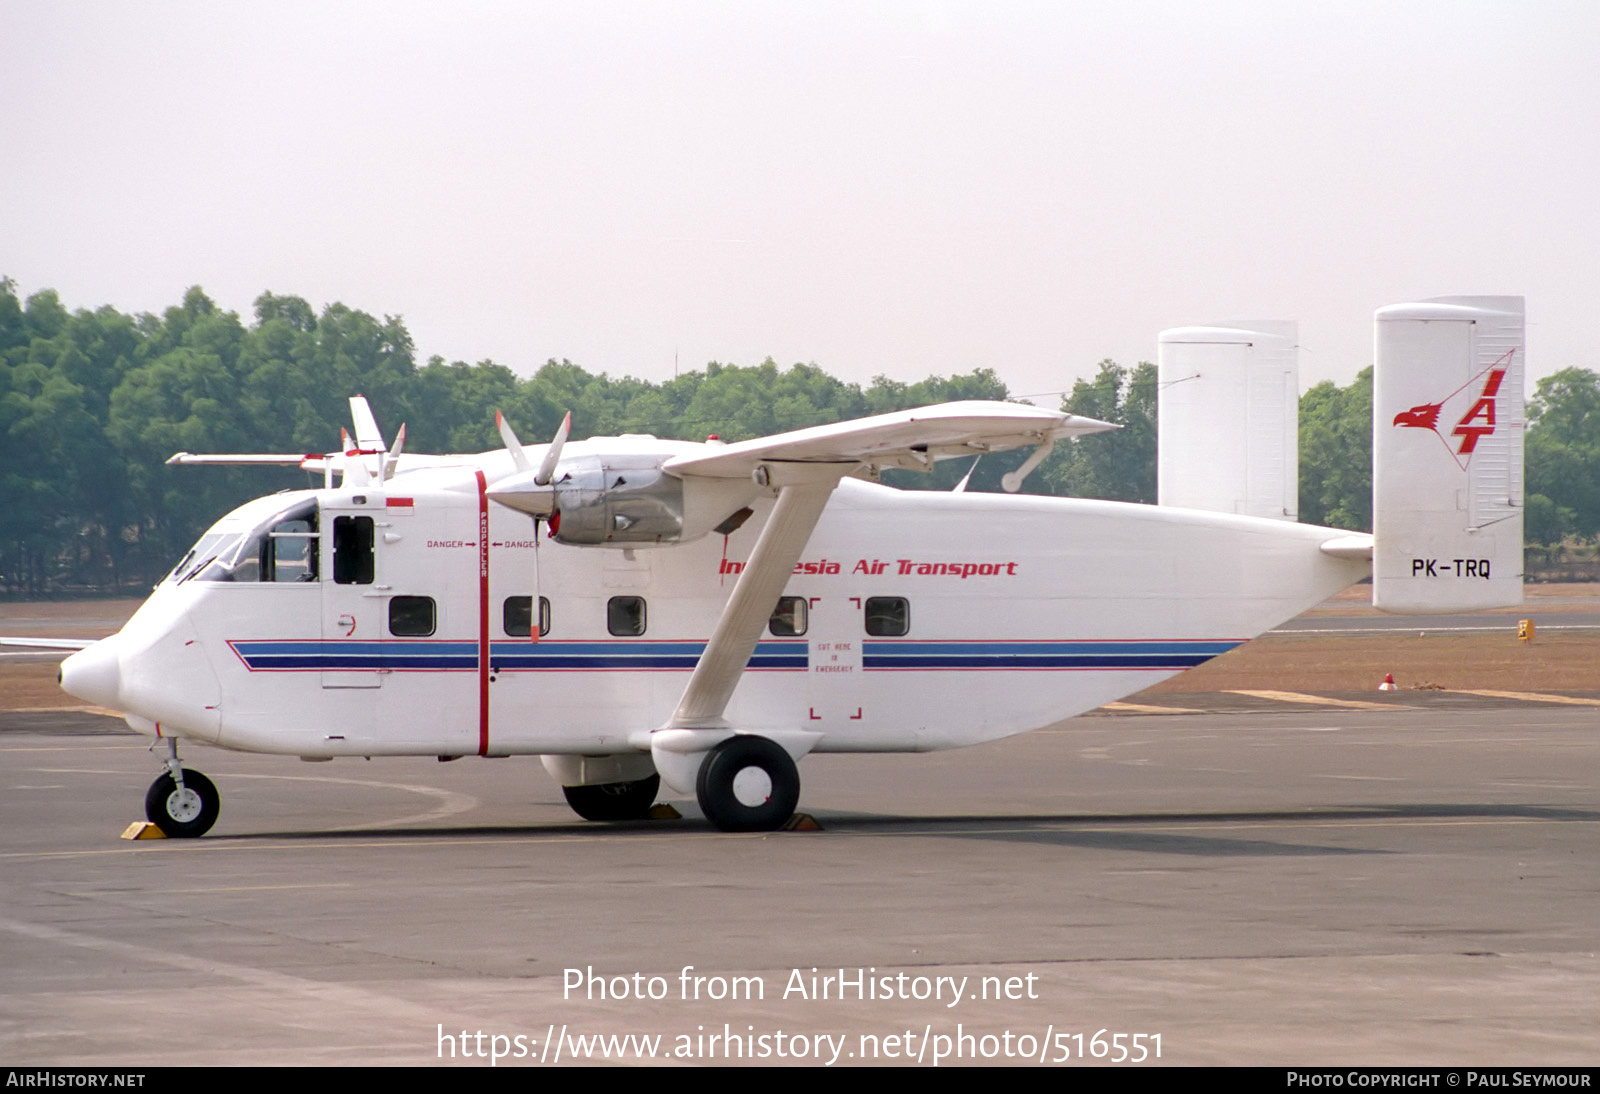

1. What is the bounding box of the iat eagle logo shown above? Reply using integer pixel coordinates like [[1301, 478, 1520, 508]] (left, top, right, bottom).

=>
[[1391, 348, 1517, 470]]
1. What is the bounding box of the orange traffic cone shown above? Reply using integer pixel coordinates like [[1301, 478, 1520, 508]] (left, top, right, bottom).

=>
[[1379, 673, 1397, 691]]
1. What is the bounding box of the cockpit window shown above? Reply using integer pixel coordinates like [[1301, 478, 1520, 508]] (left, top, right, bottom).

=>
[[184, 500, 320, 584], [266, 513, 317, 582], [167, 532, 237, 584]]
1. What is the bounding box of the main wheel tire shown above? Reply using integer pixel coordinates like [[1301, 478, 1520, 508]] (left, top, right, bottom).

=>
[[563, 774, 661, 822], [695, 735, 799, 832], [144, 770, 220, 838]]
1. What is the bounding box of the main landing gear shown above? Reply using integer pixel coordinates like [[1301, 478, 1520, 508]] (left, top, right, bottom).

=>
[[695, 735, 800, 832], [144, 738, 220, 838]]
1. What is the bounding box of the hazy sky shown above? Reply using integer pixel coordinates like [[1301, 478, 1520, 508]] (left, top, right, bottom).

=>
[[4, 0, 1596, 403]]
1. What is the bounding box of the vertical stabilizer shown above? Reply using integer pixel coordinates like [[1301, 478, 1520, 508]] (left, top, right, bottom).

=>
[[1158, 321, 1298, 520], [1373, 296, 1523, 613]]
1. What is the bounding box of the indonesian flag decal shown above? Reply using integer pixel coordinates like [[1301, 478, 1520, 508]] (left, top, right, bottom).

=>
[[1391, 349, 1515, 470]]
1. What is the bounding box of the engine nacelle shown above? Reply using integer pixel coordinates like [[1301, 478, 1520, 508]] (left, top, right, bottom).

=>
[[490, 452, 763, 547], [548, 456, 685, 545]]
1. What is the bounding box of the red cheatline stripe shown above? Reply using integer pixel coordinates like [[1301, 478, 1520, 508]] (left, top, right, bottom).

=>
[[477, 470, 491, 756]]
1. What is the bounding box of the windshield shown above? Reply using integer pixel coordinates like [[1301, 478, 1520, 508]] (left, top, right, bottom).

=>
[[164, 494, 320, 586], [166, 532, 244, 585]]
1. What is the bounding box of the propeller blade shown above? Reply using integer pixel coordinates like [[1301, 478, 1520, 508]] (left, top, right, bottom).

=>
[[349, 395, 385, 451], [383, 423, 406, 481], [535, 411, 571, 486], [485, 411, 570, 516], [338, 427, 371, 486], [497, 410, 531, 473]]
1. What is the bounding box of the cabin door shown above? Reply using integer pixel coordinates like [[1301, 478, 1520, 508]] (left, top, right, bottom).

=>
[[320, 506, 383, 689]]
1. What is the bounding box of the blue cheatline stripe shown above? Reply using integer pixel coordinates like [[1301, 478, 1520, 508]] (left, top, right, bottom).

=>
[[862, 640, 1241, 670], [232, 638, 1233, 673], [230, 639, 809, 672], [489, 641, 808, 670], [231, 640, 477, 671]]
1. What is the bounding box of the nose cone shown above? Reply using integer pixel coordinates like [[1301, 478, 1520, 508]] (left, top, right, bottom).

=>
[[60, 639, 122, 709]]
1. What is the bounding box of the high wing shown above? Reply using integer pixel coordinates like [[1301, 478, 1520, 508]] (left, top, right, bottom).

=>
[[647, 400, 1117, 794], [166, 396, 413, 481], [166, 452, 322, 467], [663, 400, 1116, 478], [0, 637, 98, 651]]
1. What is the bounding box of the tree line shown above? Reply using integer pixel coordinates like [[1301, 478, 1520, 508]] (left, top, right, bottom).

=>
[[2, 280, 1594, 594]]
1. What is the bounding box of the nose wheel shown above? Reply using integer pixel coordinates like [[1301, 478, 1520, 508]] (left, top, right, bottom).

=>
[[144, 738, 220, 837], [563, 774, 661, 821]]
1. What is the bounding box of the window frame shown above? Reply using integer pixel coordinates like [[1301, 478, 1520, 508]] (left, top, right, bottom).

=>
[[606, 596, 647, 637], [864, 596, 910, 637], [768, 595, 808, 637], [502, 595, 552, 638], [332, 515, 375, 585], [389, 595, 437, 637]]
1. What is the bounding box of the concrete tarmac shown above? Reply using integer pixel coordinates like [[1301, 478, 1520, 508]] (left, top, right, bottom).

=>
[[2, 700, 1597, 1067]]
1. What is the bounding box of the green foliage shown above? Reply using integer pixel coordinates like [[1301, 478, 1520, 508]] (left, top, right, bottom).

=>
[[1035, 360, 1158, 503], [1298, 367, 1373, 531], [1525, 368, 1600, 545]]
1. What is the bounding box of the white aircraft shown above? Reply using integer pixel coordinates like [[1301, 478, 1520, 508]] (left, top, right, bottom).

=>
[[24, 297, 1525, 837]]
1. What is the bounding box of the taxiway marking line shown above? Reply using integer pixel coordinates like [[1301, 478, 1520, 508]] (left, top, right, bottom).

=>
[[1447, 689, 1600, 707], [0, 829, 771, 860], [1100, 701, 1207, 715], [1225, 690, 1408, 711]]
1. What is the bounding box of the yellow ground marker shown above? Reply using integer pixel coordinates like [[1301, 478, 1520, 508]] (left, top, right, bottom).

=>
[[1449, 689, 1600, 707], [1100, 701, 1207, 715], [120, 822, 165, 840], [1226, 689, 1409, 711]]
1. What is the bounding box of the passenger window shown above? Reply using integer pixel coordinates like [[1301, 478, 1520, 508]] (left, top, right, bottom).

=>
[[332, 516, 374, 584], [390, 596, 436, 636], [769, 596, 808, 637], [864, 596, 909, 637], [607, 596, 646, 637], [503, 596, 552, 637]]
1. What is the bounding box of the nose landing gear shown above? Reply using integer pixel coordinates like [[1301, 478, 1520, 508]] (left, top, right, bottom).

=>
[[144, 738, 220, 838]]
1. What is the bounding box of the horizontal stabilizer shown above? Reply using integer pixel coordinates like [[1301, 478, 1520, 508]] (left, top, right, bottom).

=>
[[1319, 534, 1374, 562]]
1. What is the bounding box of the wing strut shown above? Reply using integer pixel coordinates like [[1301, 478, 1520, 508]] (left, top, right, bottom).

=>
[[665, 463, 848, 732]]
